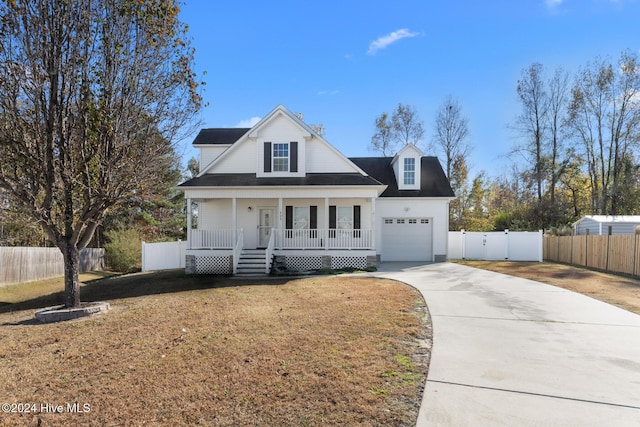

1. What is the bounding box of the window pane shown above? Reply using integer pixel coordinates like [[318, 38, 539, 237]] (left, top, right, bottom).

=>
[[273, 158, 288, 171], [404, 158, 415, 185], [293, 207, 309, 229], [337, 206, 353, 230], [273, 143, 289, 172]]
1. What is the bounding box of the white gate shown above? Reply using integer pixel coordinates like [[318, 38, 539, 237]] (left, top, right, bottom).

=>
[[448, 230, 543, 262], [142, 241, 188, 271]]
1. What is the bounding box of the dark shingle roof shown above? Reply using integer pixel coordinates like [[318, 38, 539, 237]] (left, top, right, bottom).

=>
[[192, 128, 250, 145], [350, 156, 455, 198], [178, 173, 384, 188]]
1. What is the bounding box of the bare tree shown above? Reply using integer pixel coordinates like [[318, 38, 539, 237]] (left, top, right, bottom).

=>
[[432, 95, 471, 179], [513, 63, 548, 221], [0, 0, 203, 308], [370, 103, 424, 156], [546, 68, 571, 221], [567, 51, 640, 214]]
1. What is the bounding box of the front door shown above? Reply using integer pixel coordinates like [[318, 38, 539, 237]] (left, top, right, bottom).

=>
[[258, 208, 276, 247]]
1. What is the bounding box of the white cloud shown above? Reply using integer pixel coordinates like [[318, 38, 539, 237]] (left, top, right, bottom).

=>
[[235, 116, 261, 127], [317, 90, 340, 96], [367, 28, 419, 55], [545, 0, 563, 8]]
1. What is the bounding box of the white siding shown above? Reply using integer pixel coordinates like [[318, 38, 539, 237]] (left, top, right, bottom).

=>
[[206, 139, 257, 174], [306, 138, 359, 173], [255, 114, 307, 177], [200, 146, 229, 170]]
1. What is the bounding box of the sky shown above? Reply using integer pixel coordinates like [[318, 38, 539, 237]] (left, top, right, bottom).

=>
[[177, 0, 640, 177]]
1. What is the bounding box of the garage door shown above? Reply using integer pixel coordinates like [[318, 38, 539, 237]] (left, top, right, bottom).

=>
[[382, 218, 433, 261]]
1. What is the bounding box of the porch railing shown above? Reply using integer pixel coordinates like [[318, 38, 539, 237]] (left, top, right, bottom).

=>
[[274, 229, 373, 249], [189, 228, 374, 250], [191, 229, 236, 249]]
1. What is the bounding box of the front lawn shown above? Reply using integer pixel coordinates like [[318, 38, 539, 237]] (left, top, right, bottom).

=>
[[0, 271, 431, 426]]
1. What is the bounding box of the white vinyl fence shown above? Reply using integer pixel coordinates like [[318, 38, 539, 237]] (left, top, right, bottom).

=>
[[0, 247, 105, 286], [141, 241, 188, 271], [448, 230, 543, 262]]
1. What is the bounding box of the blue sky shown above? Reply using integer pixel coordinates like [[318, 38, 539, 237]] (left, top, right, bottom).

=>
[[178, 0, 640, 177]]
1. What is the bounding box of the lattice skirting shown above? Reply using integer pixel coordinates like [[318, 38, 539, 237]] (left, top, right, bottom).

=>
[[331, 256, 367, 270], [195, 256, 232, 274], [284, 256, 323, 272]]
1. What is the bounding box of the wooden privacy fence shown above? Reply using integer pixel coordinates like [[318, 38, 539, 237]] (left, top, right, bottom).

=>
[[544, 235, 640, 277], [0, 247, 104, 287]]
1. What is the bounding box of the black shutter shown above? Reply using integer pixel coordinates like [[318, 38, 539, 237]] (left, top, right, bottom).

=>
[[264, 142, 272, 172], [310, 206, 317, 229], [290, 141, 298, 172], [285, 206, 293, 233], [329, 205, 336, 238], [353, 205, 361, 238], [310, 205, 317, 238]]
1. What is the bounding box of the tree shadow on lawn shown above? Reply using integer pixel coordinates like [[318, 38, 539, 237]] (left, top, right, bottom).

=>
[[0, 270, 290, 316]]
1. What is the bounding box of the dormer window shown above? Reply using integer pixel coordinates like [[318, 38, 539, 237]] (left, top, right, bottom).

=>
[[263, 141, 298, 173], [404, 158, 415, 185], [273, 143, 289, 172]]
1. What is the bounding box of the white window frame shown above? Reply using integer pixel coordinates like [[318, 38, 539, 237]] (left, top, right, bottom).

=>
[[404, 157, 415, 185], [273, 143, 289, 172]]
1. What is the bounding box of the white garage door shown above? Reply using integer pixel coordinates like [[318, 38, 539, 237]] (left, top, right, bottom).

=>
[[382, 218, 433, 261]]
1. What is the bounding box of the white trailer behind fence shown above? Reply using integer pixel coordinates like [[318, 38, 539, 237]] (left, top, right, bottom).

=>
[[141, 241, 188, 271], [448, 230, 543, 262]]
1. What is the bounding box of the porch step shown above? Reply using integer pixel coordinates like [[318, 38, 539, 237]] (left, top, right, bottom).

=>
[[236, 249, 271, 276]]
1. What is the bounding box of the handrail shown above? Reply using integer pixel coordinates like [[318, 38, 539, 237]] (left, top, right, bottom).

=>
[[232, 229, 244, 274], [265, 228, 275, 274]]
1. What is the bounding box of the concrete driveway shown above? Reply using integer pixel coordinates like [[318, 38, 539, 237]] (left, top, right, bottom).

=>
[[373, 262, 640, 427]]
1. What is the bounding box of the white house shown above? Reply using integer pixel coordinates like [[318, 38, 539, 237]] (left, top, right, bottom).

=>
[[573, 215, 640, 235], [178, 105, 455, 275]]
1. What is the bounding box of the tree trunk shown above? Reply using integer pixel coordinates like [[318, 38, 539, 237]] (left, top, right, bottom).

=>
[[61, 241, 81, 308]]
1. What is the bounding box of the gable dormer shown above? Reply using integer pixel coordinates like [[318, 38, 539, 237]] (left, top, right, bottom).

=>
[[391, 144, 423, 190], [252, 107, 312, 178], [194, 105, 368, 179]]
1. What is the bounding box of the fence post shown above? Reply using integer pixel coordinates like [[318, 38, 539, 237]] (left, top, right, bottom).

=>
[[504, 229, 509, 260], [141, 241, 146, 272], [538, 230, 543, 262], [461, 229, 466, 260], [631, 234, 639, 276]]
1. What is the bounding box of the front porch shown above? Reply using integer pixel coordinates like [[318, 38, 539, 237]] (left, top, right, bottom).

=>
[[186, 228, 377, 275]]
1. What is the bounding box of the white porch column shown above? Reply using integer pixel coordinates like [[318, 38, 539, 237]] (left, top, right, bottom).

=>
[[278, 197, 283, 249], [370, 197, 376, 249], [324, 197, 330, 250], [186, 198, 192, 250], [232, 197, 237, 245]]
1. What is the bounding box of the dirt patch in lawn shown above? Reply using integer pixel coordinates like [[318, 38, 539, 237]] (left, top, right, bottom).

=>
[[455, 260, 640, 315], [0, 272, 431, 426]]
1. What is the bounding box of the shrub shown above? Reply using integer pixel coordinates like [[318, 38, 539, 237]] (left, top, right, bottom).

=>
[[104, 228, 142, 272]]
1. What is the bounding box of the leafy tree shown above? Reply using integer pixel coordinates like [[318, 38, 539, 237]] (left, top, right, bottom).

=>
[[448, 155, 470, 230], [370, 113, 395, 156], [0, 0, 203, 308]]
